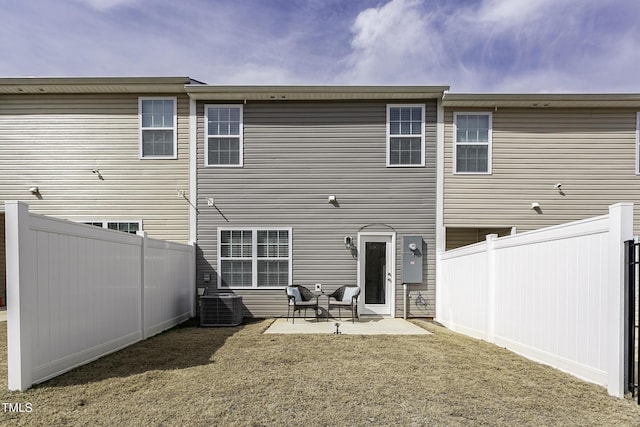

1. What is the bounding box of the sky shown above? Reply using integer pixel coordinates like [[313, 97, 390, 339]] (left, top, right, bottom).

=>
[[1, 0, 639, 92]]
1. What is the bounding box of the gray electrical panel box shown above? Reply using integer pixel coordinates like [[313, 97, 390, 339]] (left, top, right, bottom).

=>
[[402, 236, 423, 283]]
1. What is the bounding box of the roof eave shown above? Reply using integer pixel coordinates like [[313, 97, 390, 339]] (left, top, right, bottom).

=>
[[185, 85, 450, 101], [0, 77, 194, 94], [442, 93, 640, 108]]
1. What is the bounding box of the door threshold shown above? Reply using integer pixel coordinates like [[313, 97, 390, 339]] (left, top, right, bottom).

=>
[[358, 314, 394, 319]]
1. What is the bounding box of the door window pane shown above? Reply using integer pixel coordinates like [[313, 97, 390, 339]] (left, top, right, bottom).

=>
[[364, 242, 386, 304]]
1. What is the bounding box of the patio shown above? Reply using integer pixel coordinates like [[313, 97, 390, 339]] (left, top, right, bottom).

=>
[[265, 317, 431, 335]]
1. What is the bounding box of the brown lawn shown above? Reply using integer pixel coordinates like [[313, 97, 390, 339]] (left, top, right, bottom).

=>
[[0, 319, 640, 426]]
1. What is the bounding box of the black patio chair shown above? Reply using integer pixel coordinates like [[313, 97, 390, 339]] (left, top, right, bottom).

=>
[[285, 285, 320, 323], [327, 285, 360, 323]]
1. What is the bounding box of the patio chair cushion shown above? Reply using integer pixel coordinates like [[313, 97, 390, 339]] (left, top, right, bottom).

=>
[[286, 286, 302, 303], [342, 286, 359, 302]]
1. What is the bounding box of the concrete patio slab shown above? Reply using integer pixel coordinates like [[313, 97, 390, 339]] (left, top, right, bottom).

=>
[[264, 317, 431, 335]]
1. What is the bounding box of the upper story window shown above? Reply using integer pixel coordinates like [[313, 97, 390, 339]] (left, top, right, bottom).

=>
[[205, 105, 243, 167], [454, 112, 492, 174], [139, 97, 177, 159], [218, 227, 291, 288], [387, 105, 425, 167]]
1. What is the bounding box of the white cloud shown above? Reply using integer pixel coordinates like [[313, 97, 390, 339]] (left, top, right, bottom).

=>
[[71, 0, 136, 11], [337, 0, 443, 84], [336, 0, 640, 92], [475, 0, 568, 27]]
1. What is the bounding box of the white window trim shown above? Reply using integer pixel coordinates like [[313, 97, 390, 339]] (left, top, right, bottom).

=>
[[217, 227, 293, 289], [205, 104, 244, 167], [138, 97, 178, 160], [386, 104, 426, 167], [636, 112, 640, 175], [76, 220, 143, 234], [453, 112, 493, 175]]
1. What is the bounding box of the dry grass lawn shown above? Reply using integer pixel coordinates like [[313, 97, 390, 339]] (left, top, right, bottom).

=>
[[1, 319, 640, 426]]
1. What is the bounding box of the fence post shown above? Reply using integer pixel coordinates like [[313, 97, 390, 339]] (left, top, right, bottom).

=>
[[189, 242, 196, 318], [5, 201, 34, 391], [608, 202, 634, 398], [137, 231, 147, 340], [486, 234, 498, 343]]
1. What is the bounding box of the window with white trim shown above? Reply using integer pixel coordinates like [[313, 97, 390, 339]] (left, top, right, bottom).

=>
[[205, 105, 243, 167], [218, 228, 291, 288], [454, 112, 492, 174], [139, 97, 177, 159], [387, 104, 425, 167], [83, 220, 142, 234]]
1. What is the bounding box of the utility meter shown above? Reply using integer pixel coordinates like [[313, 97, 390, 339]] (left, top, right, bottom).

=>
[[402, 236, 423, 283]]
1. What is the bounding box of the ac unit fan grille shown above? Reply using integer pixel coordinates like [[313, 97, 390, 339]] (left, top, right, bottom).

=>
[[200, 295, 243, 327]]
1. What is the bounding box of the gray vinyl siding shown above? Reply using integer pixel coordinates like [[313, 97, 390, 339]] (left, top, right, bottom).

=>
[[0, 94, 190, 243], [196, 101, 437, 318], [444, 107, 640, 245], [445, 227, 513, 250]]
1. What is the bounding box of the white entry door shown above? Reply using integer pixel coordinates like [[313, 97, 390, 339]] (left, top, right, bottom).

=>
[[358, 233, 395, 317]]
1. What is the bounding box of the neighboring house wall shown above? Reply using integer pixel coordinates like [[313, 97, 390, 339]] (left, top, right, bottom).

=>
[[0, 93, 191, 243], [196, 100, 438, 318], [443, 107, 640, 247], [445, 226, 512, 251]]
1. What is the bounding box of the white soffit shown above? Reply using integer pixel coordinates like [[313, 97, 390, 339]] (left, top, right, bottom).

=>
[[0, 77, 194, 94], [442, 93, 640, 108], [185, 85, 450, 101]]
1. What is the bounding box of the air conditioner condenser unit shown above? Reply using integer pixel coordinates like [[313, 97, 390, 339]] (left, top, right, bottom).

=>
[[200, 295, 243, 327]]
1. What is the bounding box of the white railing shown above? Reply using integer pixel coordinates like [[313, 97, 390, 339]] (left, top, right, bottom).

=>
[[5, 201, 195, 391], [437, 203, 633, 398]]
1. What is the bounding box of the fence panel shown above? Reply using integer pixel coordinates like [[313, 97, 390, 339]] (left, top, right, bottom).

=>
[[143, 237, 194, 338], [438, 243, 488, 340], [492, 225, 609, 386], [437, 203, 633, 398], [5, 201, 194, 391]]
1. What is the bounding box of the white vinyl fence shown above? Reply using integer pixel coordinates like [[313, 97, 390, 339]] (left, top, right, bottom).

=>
[[5, 201, 195, 391], [437, 203, 633, 398]]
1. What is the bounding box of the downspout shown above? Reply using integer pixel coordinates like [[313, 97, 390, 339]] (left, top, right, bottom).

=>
[[189, 97, 198, 317], [189, 98, 197, 244], [435, 93, 446, 321]]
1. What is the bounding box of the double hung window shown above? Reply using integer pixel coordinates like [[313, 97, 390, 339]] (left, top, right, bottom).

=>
[[454, 112, 492, 174], [83, 221, 142, 234], [387, 104, 425, 167], [218, 228, 291, 288], [205, 105, 243, 166], [139, 97, 177, 159]]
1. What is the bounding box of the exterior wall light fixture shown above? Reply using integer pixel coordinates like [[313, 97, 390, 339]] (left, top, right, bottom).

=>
[[344, 235, 356, 250]]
